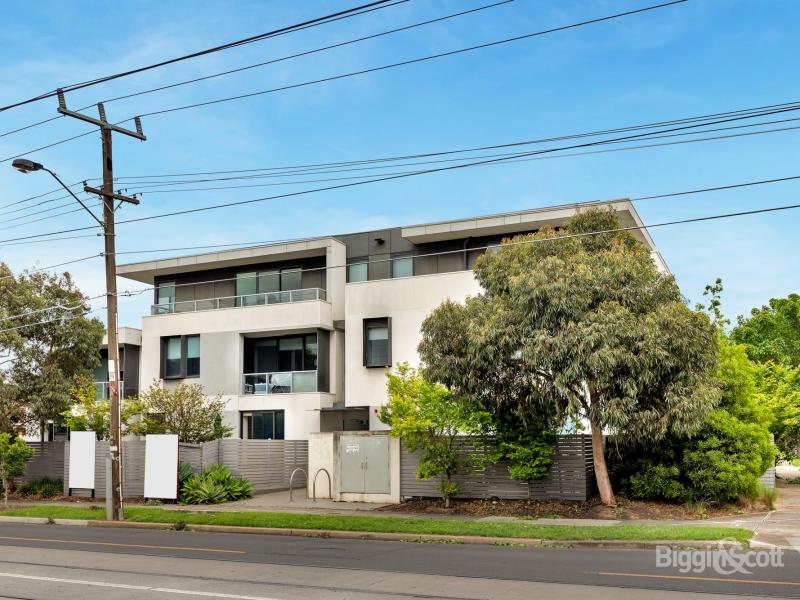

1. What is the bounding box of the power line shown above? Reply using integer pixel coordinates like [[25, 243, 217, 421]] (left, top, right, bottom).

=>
[[0, 0, 508, 141], [106, 100, 800, 181], [0, 179, 91, 212], [0, 0, 407, 113], [0, 306, 105, 335], [0, 0, 688, 165], [0, 233, 102, 249], [117, 115, 800, 193], [2, 105, 798, 244], [0, 255, 103, 281], [133, 1, 688, 121]]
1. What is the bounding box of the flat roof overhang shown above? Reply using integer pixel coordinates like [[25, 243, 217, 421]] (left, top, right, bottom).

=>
[[401, 199, 647, 243], [117, 237, 343, 284]]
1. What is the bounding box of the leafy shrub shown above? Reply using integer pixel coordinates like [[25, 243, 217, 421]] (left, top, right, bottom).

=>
[[16, 478, 63, 498], [179, 464, 252, 505], [628, 465, 686, 502]]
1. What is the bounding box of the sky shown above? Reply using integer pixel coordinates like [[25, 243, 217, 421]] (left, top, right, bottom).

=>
[[0, 0, 798, 328]]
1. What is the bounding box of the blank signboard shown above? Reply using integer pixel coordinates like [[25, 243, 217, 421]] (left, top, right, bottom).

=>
[[68, 431, 96, 490], [144, 434, 178, 499]]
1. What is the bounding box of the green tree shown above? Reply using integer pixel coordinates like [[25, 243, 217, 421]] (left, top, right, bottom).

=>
[[125, 381, 232, 443], [755, 362, 800, 457], [0, 433, 34, 504], [731, 293, 800, 366], [0, 263, 104, 438], [611, 336, 776, 503], [61, 376, 111, 440], [380, 364, 490, 507], [420, 208, 720, 506]]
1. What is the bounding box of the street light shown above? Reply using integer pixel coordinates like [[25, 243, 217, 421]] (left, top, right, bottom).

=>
[[10, 158, 104, 227], [11, 157, 121, 520], [11, 158, 44, 173]]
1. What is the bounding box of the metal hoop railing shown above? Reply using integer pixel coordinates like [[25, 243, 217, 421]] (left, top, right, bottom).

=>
[[288, 468, 307, 502], [313, 468, 332, 502]]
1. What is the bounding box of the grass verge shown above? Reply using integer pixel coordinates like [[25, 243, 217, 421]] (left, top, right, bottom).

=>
[[0, 505, 752, 542]]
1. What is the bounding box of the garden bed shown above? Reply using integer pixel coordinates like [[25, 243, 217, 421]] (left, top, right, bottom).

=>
[[381, 496, 770, 520]]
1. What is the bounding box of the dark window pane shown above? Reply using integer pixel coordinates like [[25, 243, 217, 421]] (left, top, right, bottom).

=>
[[186, 335, 200, 377], [274, 411, 285, 440], [304, 334, 318, 370], [367, 325, 389, 366], [258, 271, 280, 294], [255, 339, 278, 373], [165, 337, 181, 377], [281, 268, 302, 291], [278, 337, 303, 372]]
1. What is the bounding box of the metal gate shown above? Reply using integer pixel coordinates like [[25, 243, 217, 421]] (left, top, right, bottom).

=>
[[339, 434, 390, 494]]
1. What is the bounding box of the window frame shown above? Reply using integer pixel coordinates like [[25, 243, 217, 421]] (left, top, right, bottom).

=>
[[363, 317, 392, 368], [161, 334, 201, 380], [240, 410, 285, 440]]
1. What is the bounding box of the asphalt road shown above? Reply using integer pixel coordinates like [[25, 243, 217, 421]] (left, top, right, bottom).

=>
[[0, 522, 797, 599]]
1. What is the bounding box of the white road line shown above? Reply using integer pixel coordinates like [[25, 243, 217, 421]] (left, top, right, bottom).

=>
[[0, 572, 281, 600]]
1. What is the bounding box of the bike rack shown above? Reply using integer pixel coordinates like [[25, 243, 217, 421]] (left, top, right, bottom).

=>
[[312, 468, 332, 502], [288, 468, 307, 502]]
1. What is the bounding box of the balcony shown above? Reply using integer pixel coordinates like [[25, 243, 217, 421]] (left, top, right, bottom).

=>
[[151, 288, 327, 315], [243, 371, 317, 395]]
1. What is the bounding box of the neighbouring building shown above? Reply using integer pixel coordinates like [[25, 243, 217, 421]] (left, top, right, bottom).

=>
[[93, 326, 142, 401], [116, 200, 667, 441]]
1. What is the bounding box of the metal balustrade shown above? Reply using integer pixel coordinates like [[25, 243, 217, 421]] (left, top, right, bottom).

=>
[[151, 287, 326, 315], [242, 370, 317, 395]]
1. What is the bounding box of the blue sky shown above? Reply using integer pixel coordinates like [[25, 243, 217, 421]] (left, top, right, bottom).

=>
[[0, 0, 798, 328]]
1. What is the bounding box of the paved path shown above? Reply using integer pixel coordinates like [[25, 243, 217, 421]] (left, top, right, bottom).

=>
[[0, 521, 797, 599]]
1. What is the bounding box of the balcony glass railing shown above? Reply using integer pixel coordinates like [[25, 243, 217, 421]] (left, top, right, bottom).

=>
[[242, 371, 317, 395], [151, 288, 326, 315]]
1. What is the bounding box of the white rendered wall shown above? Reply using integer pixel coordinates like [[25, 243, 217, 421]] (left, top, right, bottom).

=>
[[344, 270, 482, 416]]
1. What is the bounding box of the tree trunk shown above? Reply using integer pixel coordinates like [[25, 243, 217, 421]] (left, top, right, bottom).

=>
[[39, 420, 45, 444], [590, 416, 615, 506], [2, 477, 7, 505]]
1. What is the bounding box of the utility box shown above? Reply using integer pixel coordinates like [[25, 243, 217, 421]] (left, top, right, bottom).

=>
[[339, 434, 390, 494], [308, 431, 399, 503]]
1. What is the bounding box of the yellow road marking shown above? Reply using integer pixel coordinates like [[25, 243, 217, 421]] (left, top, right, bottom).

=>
[[0, 535, 245, 554], [599, 571, 800, 587]]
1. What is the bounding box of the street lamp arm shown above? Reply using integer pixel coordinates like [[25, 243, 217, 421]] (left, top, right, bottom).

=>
[[41, 167, 105, 229]]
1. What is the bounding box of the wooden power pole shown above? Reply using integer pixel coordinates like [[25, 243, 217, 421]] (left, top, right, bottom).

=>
[[57, 90, 145, 520]]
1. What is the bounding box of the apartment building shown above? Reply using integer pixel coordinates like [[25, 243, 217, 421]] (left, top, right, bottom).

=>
[[117, 200, 666, 440]]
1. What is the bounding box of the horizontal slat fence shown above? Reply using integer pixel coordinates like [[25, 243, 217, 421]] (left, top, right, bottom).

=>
[[56, 438, 307, 498], [21, 442, 65, 484], [401, 435, 595, 501]]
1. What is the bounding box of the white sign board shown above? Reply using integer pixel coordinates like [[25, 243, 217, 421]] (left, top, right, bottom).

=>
[[144, 434, 178, 499], [68, 431, 96, 490]]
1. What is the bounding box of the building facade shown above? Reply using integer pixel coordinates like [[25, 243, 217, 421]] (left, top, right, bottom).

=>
[[117, 200, 666, 440]]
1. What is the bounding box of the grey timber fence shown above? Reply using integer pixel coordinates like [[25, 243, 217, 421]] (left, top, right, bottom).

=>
[[21, 442, 65, 484], [59, 438, 307, 498], [400, 434, 596, 501]]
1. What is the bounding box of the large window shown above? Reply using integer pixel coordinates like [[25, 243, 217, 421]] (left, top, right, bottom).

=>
[[347, 261, 368, 283], [252, 334, 317, 373], [161, 335, 200, 379], [363, 318, 391, 368], [241, 410, 285, 440], [236, 267, 304, 306]]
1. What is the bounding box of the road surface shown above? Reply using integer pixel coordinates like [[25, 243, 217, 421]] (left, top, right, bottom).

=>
[[0, 522, 797, 599]]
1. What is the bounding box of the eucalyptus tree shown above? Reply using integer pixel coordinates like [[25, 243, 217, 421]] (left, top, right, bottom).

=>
[[419, 208, 719, 505], [0, 262, 103, 438]]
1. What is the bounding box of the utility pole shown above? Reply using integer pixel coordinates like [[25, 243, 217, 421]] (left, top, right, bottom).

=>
[[57, 90, 145, 520]]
